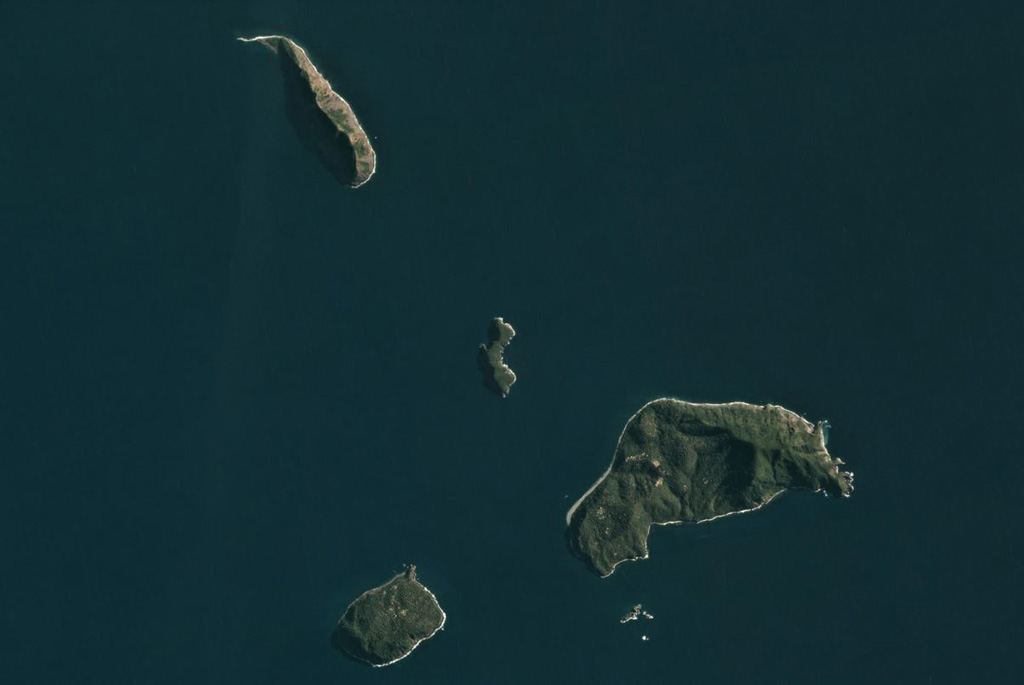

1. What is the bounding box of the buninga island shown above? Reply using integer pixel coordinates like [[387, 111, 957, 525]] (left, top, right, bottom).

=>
[[566, 399, 854, 577], [477, 317, 517, 397], [239, 35, 376, 187], [331, 565, 446, 667]]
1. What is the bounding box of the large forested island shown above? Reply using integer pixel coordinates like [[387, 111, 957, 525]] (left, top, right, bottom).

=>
[[239, 35, 377, 187], [331, 565, 446, 667], [566, 399, 854, 577]]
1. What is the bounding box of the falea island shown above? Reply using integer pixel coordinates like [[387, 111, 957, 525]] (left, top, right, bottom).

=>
[[331, 565, 446, 667], [566, 399, 854, 577], [620, 604, 654, 623], [239, 35, 376, 188], [477, 317, 517, 397]]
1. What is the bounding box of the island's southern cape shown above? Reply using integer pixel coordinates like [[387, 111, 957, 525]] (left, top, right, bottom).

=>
[[331, 565, 445, 667], [566, 399, 854, 577], [239, 35, 376, 187]]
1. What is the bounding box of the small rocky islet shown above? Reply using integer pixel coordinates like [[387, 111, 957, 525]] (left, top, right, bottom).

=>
[[620, 604, 655, 623], [477, 317, 517, 397]]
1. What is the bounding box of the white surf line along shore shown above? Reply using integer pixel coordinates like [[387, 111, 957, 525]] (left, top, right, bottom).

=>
[[373, 580, 447, 668], [565, 398, 848, 578], [337, 570, 447, 668], [237, 35, 377, 188]]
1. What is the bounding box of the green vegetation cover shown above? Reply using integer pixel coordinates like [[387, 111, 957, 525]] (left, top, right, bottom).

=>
[[567, 399, 854, 577], [331, 565, 446, 667]]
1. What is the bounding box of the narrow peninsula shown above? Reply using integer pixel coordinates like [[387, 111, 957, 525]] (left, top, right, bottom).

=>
[[566, 399, 854, 577], [331, 565, 446, 667], [477, 317, 517, 397], [239, 35, 376, 187]]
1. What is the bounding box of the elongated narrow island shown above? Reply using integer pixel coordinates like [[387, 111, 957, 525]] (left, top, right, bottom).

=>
[[331, 565, 446, 667], [566, 399, 854, 577], [477, 317, 517, 397], [239, 35, 376, 187]]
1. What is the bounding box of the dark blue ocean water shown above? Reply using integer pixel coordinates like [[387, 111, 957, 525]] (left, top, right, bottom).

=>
[[3, 2, 1023, 683]]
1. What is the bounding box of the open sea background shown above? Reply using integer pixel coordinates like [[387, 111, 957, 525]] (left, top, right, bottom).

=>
[[2, 1, 1023, 683]]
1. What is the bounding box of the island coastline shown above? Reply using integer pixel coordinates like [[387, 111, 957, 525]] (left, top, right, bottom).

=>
[[369, 579, 447, 668], [333, 567, 446, 667], [566, 398, 854, 577], [477, 317, 517, 397], [238, 34, 377, 187]]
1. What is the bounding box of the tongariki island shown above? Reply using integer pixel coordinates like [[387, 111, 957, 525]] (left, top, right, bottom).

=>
[[566, 398, 853, 577]]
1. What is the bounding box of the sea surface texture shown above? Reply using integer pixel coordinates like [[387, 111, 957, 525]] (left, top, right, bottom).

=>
[[2, 1, 1023, 684]]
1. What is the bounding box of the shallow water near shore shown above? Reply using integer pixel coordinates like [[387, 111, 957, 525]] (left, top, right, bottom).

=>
[[2, 1, 1023, 683]]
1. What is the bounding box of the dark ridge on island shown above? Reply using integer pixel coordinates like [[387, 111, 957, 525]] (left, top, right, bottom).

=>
[[331, 565, 446, 667], [477, 317, 517, 397], [239, 35, 376, 188], [566, 399, 854, 577]]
